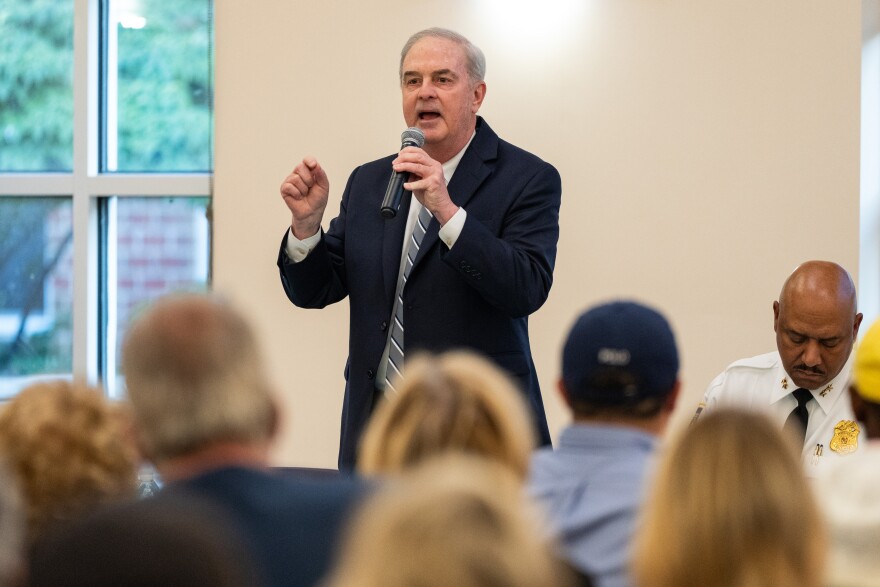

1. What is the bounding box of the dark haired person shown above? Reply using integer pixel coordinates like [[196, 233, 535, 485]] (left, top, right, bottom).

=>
[[529, 301, 680, 587]]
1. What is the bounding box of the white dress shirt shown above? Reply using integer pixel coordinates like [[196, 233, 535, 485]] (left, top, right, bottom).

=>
[[699, 350, 863, 477]]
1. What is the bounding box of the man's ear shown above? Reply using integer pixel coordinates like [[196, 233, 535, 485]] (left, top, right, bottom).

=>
[[663, 379, 682, 414], [854, 312, 864, 339], [471, 81, 486, 113], [129, 423, 153, 465], [557, 378, 573, 409], [116, 404, 151, 463], [773, 300, 781, 333], [267, 398, 281, 442]]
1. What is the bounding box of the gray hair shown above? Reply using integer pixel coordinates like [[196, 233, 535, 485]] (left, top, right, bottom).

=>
[[122, 293, 276, 462], [399, 27, 486, 85]]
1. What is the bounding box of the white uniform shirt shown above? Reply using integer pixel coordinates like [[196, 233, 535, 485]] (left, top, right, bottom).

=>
[[699, 351, 863, 477]]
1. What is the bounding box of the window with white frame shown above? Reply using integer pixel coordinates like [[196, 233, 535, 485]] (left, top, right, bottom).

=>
[[0, 0, 213, 399], [861, 11, 880, 332]]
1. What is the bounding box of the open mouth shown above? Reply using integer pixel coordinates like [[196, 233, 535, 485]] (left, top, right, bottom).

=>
[[418, 112, 441, 121]]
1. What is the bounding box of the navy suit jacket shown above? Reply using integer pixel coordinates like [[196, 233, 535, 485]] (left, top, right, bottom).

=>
[[169, 466, 367, 587], [278, 118, 561, 468]]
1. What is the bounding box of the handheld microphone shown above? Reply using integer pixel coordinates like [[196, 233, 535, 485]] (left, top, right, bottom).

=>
[[380, 127, 426, 219]]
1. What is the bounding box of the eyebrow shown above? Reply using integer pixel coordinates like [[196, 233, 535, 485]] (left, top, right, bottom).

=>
[[402, 69, 459, 79], [786, 327, 842, 343]]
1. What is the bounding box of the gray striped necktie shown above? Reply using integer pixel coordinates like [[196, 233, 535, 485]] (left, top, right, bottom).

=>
[[385, 205, 433, 394]]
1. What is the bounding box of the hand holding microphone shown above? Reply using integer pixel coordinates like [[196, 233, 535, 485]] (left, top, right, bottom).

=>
[[380, 127, 426, 219]]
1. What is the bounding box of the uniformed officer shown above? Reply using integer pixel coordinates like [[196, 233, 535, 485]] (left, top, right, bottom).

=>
[[697, 260, 864, 476]]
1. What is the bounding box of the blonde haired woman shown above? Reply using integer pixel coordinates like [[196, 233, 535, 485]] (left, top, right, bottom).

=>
[[327, 455, 580, 587], [632, 408, 825, 587], [0, 380, 138, 544], [357, 351, 536, 479]]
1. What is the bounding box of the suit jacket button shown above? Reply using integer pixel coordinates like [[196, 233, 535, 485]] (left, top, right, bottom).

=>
[[367, 369, 375, 379], [380, 321, 387, 331]]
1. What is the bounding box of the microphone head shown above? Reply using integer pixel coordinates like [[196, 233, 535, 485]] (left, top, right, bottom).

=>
[[401, 127, 426, 148]]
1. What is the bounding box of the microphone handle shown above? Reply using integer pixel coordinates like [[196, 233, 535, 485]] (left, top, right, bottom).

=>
[[380, 170, 410, 219]]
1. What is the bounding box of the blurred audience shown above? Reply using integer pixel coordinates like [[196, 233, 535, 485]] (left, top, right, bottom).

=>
[[326, 455, 581, 587], [121, 292, 366, 587], [633, 409, 825, 587], [0, 380, 138, 546], [357, 350, 535, 480], [0, 464, 24, 587], [815, 316, 880, 586], [28, 492, 260, 586], [529, 300, 680, 587]]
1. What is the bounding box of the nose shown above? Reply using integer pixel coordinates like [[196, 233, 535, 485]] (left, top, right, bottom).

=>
[[417, 80, 437, 100], [801, 339, 822, 368]]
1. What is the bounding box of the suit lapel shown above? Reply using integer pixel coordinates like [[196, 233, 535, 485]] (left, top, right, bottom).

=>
[[410, 118, 497, 272]]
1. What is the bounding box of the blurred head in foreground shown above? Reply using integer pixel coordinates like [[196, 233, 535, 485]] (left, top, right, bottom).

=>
[[122, 293, 278, 478], [558, 299, 680, 427], [327, 455, 578, 587], [28, 493, 260, 586], [358, 351, 535, 480], [633, 408, 825, 587], [0, 380, 137, 544], [0, 464, 24, 587]]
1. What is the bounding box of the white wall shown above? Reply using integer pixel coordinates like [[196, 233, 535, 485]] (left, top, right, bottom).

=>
[[213, 0, 861, 467], [861, 0, 880, 329]]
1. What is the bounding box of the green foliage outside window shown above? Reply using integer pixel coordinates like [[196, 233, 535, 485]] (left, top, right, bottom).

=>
[[116, 1, 213, 171], [0, 0, 74, 171], [0, 0, 213, 173]]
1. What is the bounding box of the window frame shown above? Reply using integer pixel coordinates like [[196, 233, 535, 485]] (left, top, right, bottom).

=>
[[0, 0, 212, 387]]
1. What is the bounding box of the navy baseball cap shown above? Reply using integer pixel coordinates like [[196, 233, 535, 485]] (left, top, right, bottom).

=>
[[562, 301, 679, 404]]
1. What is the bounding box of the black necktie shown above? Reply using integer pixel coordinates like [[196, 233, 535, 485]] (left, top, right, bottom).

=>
[[784, 388, 812, 446]]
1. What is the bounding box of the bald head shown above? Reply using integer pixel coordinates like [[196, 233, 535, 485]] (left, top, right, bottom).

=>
[[773, 261, 862, 390], [778, 261, 857, 314]]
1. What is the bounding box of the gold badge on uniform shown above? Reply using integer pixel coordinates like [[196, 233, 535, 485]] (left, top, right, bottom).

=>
[[820, 384, 833, 397], [829, 420, 860, 455], [781, 377, 789, 390]]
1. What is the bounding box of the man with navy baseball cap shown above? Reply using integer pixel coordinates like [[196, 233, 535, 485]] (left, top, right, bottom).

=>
[[528, 300, 681, 587]]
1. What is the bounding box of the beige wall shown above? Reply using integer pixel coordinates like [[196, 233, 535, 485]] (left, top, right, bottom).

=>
[[213, 1, 861, 467]]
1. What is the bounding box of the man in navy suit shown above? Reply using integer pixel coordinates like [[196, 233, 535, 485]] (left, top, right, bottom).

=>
[[277, 27, 562, 469], [121, 293, 367, 587]]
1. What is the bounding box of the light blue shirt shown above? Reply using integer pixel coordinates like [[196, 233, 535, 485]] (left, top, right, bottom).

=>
[[528, 424, 658, 587]]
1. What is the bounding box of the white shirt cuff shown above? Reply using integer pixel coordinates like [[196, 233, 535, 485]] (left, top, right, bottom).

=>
[[438, 207, 467, 249], [285, 228, 321, 262]]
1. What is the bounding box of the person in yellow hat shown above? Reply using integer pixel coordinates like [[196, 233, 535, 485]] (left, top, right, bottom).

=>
[[849, 318, 880, 438], [814, 317, 880, 587]]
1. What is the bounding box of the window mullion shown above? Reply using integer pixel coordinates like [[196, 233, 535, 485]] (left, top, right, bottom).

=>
[[71, 0, 101, 384]]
